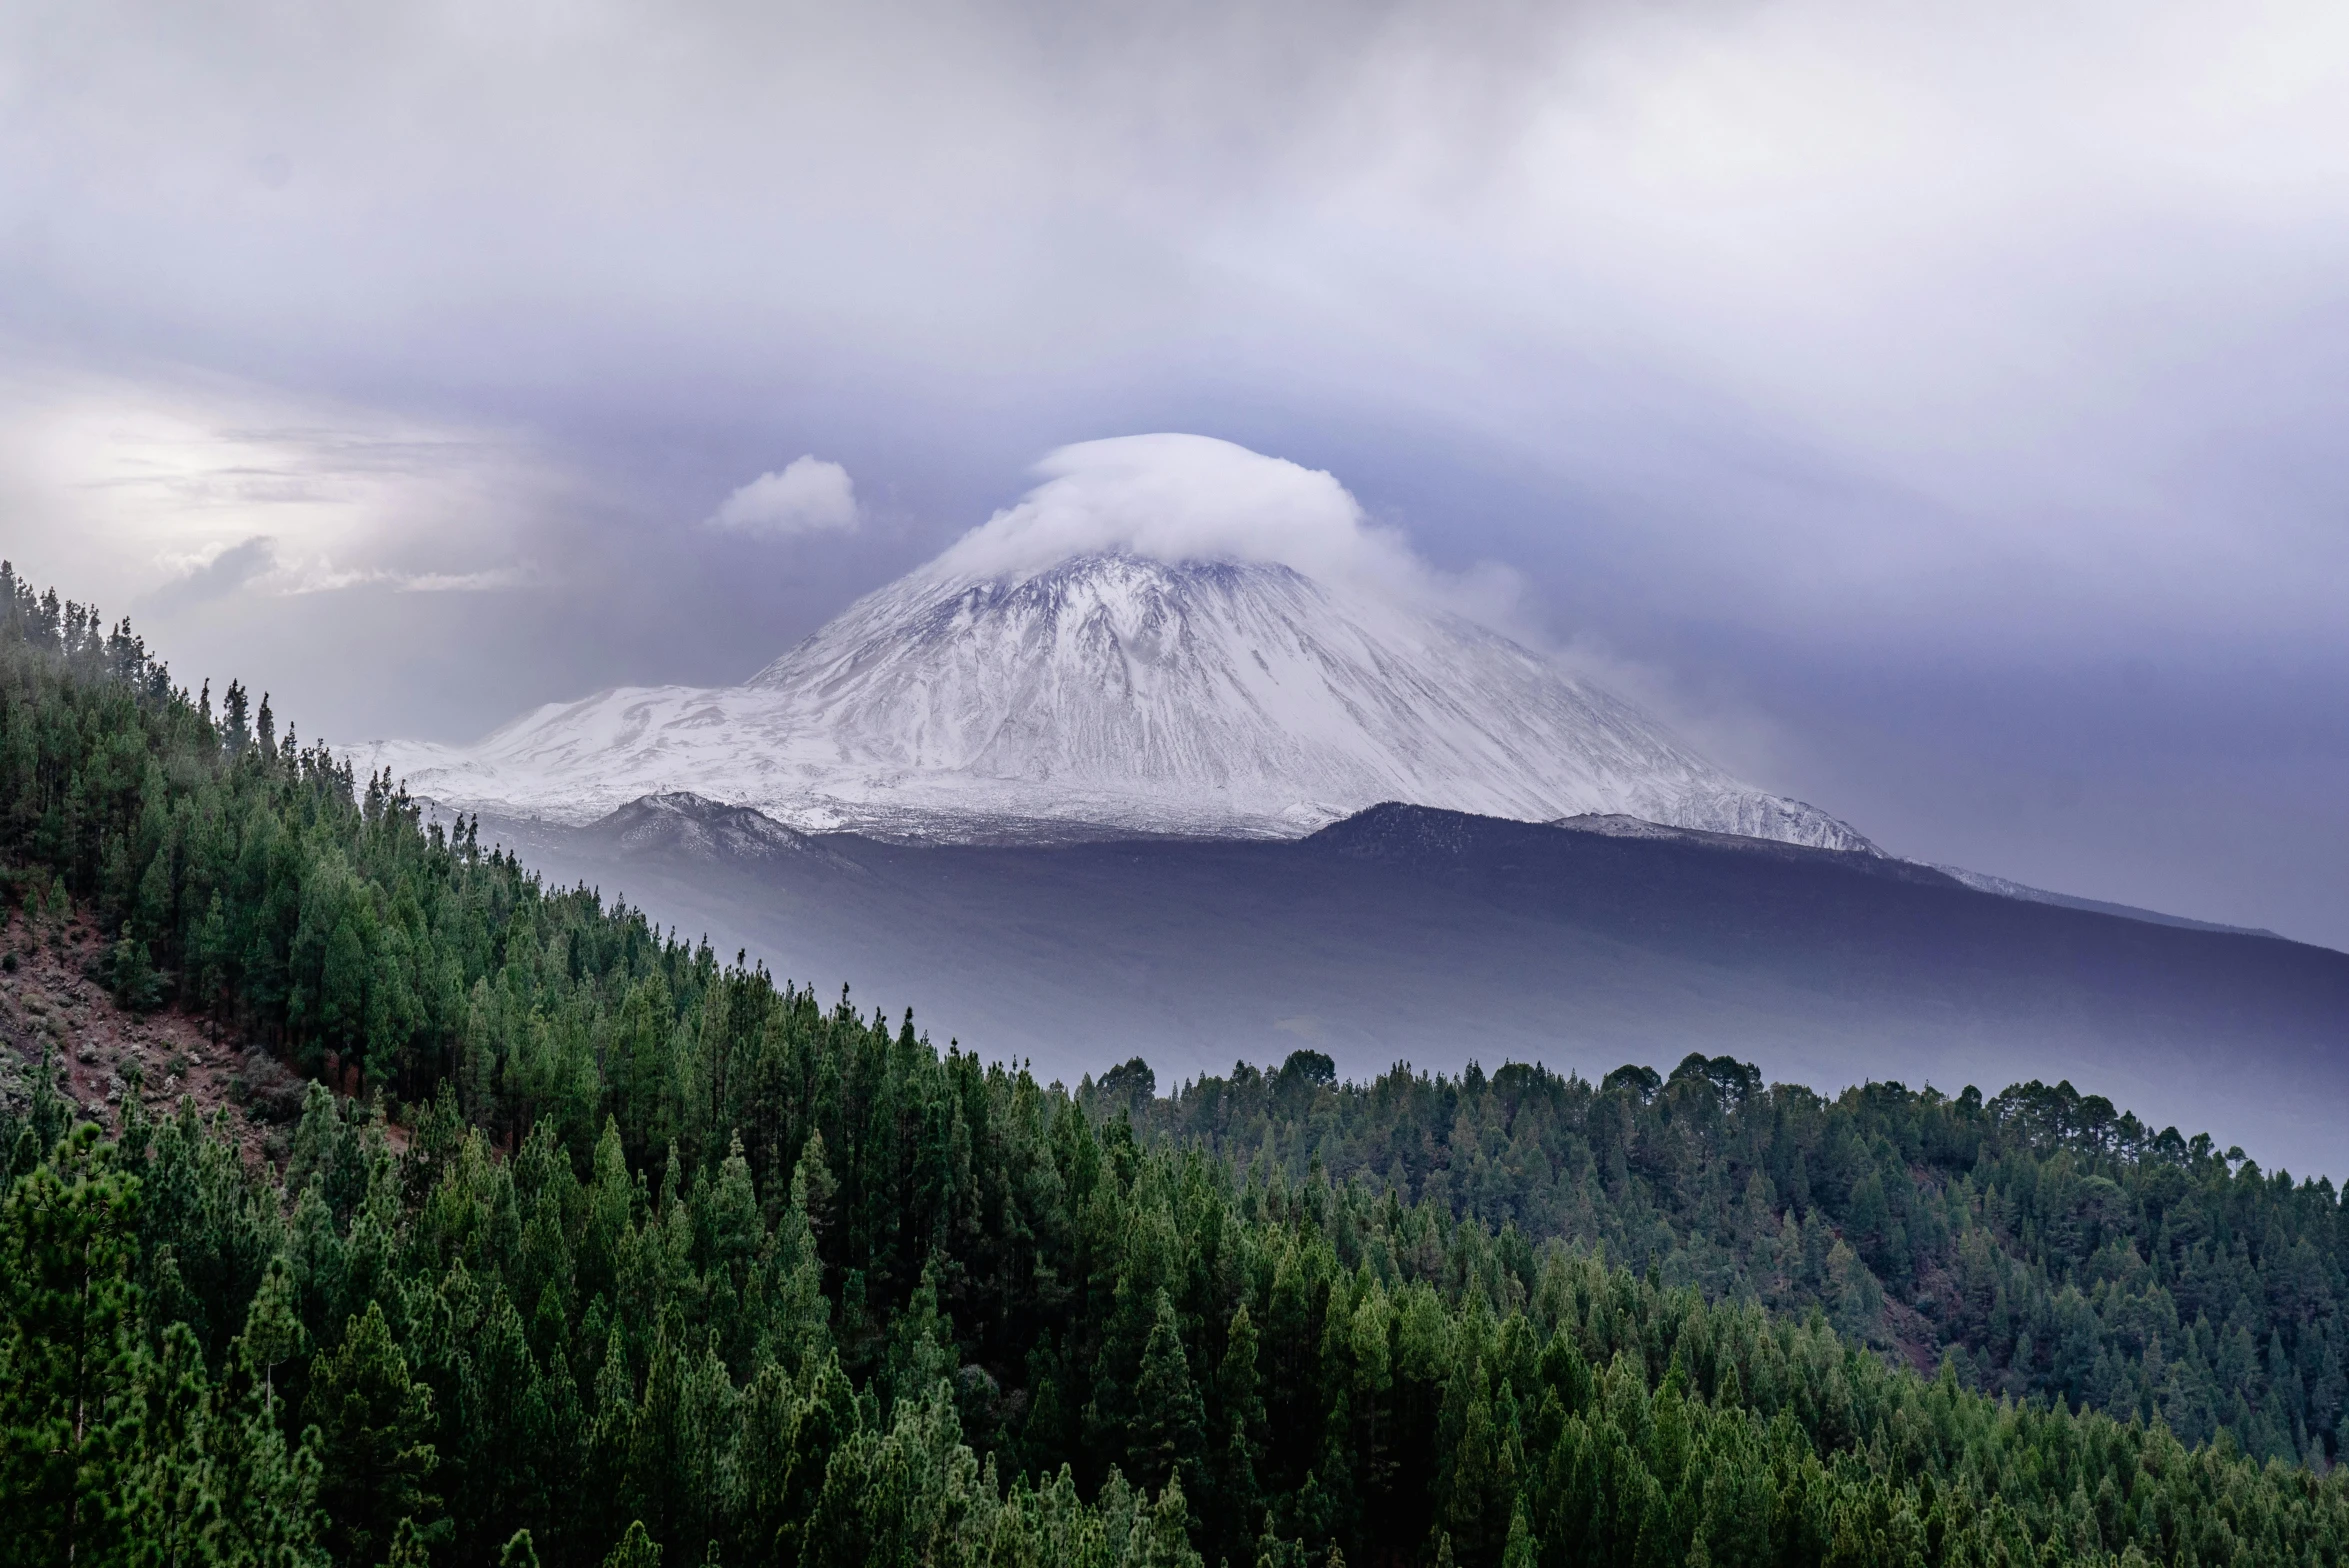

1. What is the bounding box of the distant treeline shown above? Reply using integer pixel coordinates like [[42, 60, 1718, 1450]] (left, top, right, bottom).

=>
[[2, 563, 2345, 1568]]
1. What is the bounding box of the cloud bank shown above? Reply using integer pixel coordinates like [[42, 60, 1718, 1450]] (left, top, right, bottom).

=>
[[708, 457, 861, 536], [139, 535, 539, 608]]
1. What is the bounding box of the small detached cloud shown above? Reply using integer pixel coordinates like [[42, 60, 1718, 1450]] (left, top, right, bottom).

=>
[[707, 456, 861, 537]]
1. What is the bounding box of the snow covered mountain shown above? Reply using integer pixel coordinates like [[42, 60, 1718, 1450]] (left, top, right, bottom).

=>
[[370, 550, 1870, 849]]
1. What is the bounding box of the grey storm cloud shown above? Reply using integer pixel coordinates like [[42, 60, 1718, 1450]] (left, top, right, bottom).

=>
[[3, 0, 2347, 945]]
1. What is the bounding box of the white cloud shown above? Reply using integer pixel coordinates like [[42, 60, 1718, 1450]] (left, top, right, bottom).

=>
[[925, 433, 1525, 626], [707, 457, 861, 537]]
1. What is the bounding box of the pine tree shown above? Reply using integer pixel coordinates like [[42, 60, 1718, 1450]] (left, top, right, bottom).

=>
[[883, 1256, 957, 1412], [602, 1521, 663, 1568], [386, 1515, 433, 1568], [790, 1129, 838, 1242], [192, 892, 229, 1023], [0, 1123, 143, 1568], [117, 1321, 223, 1567], [1500, 1495, 1536, 1568], [240, 1256, 306, 1424], [1215, 1300, 1268, 1553], [209, 1385, 329, 1568], [111, 924, 163, 1014], [222, 680, 250, 758], [307, 1301, 438, 1566], [1132, 1290, 1208, 1504], [1131, 1474, 1204, 1568], [25, 1046, 73, 1166]]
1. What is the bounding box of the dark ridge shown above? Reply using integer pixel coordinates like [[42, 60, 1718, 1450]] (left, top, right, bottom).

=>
[[496, 796, 2349, 1180]]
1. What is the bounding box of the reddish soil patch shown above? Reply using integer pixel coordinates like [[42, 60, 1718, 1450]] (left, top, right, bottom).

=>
[[0, 909, 278, 1164]]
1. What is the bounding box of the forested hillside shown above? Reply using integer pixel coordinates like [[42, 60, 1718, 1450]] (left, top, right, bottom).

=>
[[3, 564, 2346, 1568], [1114, 1054, 2349, 1467]]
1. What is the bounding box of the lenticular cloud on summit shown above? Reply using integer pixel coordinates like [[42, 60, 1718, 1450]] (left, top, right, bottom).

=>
[[928, 435, 1428, 597]]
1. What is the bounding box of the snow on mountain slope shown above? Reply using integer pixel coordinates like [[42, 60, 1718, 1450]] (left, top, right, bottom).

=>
[[369, 550, 1870, 849], [368, 435, 1871, 847]]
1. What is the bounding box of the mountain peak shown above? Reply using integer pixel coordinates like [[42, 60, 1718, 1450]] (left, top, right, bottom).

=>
[[368, 548, 1872, 850]]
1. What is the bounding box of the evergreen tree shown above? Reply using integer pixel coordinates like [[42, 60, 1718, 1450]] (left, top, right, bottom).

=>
[[1132, 1290, 1208, 1504], [306, 1303, 438, 1566], [222, 680, 251, 759], [241, 1256, 307, 1423], [0, 1124, 143, 1568], [601, 1521, 661, 1568], [116, 1322, 220, 1568], [111, 923, 163, 1014], [1499, 1496, 1535, 1568]]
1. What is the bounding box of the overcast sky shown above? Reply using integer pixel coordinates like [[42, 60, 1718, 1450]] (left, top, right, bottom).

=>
[[5, 0, 2348, 947]]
